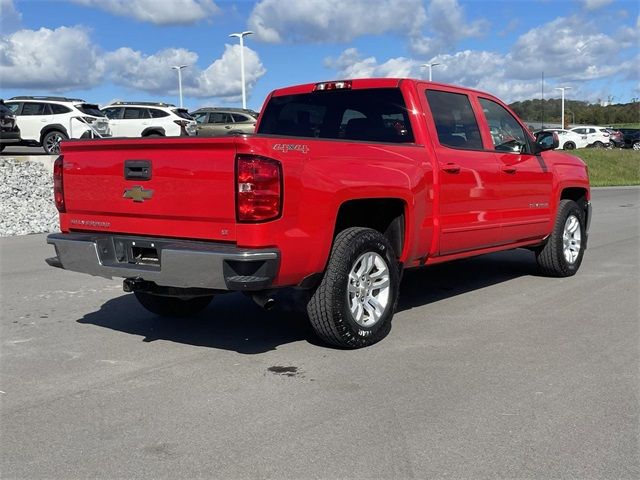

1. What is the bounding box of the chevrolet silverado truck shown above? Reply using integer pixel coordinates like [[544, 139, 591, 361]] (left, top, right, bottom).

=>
[[46, 78, 591, 348]]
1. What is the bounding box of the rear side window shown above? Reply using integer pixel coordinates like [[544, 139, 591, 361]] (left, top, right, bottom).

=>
[[232, 113, 253, 123], [51, 104, 71, 114], [75, 104, 104, 116], [149, 108, 169, 118], [192, 112, 208, 124], [258, 88, 414, 143], [172, 109, 193, 120], [425, 90, 483, 150], [102, 107, 122, 119]]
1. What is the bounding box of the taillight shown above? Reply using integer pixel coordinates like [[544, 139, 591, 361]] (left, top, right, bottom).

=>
[[53, 155, 65, 213], [236, 155, 282, 222]]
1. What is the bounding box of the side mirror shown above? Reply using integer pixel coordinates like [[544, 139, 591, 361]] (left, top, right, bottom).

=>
[[534, 131, 559, 153]]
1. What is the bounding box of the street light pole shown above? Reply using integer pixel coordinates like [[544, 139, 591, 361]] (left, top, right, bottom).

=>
[[555, 86, 572, 128], [229, 31, 254, 109], [171, 65, 188, 108], [421, 62, 441, 81]]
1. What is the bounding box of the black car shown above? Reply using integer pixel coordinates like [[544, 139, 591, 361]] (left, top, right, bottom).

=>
[[618, 128, 640, 150], [0, 101, 21, 153]]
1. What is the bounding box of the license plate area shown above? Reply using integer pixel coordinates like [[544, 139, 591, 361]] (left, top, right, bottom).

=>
[[113, 238, 160, 267]]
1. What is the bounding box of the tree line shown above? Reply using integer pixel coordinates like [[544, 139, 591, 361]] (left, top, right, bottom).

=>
[[508, 98, 640, 127]]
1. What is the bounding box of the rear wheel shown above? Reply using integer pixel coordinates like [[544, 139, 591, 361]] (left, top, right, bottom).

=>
[[563, 141, 576, 150], [536, 199, 585, 277], [134, 292, 213, 317], [591, 141, 604, 149], [42, 130, 67, 154], [307, 227, 400, 348]]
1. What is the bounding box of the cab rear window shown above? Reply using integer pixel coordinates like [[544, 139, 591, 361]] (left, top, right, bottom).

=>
[[258, 88, 414, 143]]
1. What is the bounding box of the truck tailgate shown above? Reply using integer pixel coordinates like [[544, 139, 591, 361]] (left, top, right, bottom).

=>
[[60, 137, 238, 241]]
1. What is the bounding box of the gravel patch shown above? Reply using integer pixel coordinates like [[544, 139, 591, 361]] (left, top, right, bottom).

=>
[[0, 158, 59, 236]]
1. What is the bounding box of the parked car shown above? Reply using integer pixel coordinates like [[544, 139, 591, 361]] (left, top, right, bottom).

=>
[[569, 126, 611, 148], [618, 128, 640, 150], [191, 107, 258, 136], [541, 128, 589, 150], [4, 96, 110, 154], [0, 100, 21, 153], [46, 78, 591, 349], [101, 102, 197, 138], [604, 128, 624, 148]]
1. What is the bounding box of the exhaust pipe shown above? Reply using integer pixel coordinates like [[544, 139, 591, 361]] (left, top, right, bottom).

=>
[[250, 292, 277, 310]]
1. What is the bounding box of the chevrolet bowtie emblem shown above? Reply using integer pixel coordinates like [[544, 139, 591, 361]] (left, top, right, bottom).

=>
[[123, 185, 154, 202]]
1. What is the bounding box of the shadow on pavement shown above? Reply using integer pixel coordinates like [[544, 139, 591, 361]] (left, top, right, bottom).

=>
[[79, 248, 538, 353]]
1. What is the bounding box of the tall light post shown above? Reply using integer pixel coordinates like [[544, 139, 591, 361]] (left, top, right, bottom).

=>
[[171, 65, 188, 108], [555, 86, 572, 128], [229, 30, 253, 109], [421, 62, 441, 81]]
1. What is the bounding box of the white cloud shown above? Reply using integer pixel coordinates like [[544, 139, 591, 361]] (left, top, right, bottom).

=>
[[509, 16, 623, 81], [580, 0, 614, 10], [0, 0, 23, 34], [104, 44, 266, 100], [71, 0, 219, 26], [192, 44, 266, 98], [248, 0, 425, 43], [325, 48, 419, 79], [409, 0, 489, 57], [0, 26, 104, 90]]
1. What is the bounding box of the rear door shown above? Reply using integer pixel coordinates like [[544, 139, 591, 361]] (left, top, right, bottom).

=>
[[422, 87, 503, 255], [102, 107, 124, 136], [478, 97, 553, 243], [15, 102, 53, 141]]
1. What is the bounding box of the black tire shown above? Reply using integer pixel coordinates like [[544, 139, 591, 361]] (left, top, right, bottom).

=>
[[134, 292, 213, 317], [592, 141, 604, 149], [536, 199, 585, 277], [307, 227, 400, 348], [42, 130, 67, 154], [563, 141, 576, 150]]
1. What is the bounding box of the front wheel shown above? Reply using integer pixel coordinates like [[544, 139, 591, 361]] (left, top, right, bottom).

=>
[[563, 141, 576, 150], [134, 292, 213, 317], [42, 130, 67, 154], [307, 227, 400, 348], [536, 199, 586, 277]]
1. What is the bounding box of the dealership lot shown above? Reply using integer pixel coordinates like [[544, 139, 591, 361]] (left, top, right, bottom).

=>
[[1, 187, 638, 478]]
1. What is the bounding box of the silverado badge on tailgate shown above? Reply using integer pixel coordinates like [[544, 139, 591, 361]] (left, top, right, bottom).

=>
[[123, 185, 154, 202]]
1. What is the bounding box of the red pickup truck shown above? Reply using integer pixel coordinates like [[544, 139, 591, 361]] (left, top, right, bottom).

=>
[[46, 78, 591, 348]]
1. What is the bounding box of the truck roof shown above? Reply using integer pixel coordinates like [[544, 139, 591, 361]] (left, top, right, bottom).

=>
[[270, 78, 497, 100]]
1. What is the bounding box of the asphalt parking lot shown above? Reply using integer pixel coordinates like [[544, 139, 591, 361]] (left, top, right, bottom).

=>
[[1, 187, 638, 479]]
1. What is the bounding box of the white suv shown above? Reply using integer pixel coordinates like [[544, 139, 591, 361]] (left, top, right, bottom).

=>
[[5, 96, 111, 154], [542, 129, 589, 150], [101, 102, 197, 138], [569, 126, 611, 148]]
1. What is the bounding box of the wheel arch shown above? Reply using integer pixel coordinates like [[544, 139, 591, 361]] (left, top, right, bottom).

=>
[[39, 124, 68, 142], [141, 127, 165, 137], [333, 198, 407, 261]]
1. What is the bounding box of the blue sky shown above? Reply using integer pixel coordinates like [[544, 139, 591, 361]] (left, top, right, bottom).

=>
[[1, 0, 638, 111]]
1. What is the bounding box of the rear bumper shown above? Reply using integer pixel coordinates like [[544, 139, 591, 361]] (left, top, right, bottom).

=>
[[46, 232, 279, 291]]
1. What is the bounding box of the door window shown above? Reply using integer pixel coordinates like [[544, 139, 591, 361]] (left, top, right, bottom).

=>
[[102, 108, 122, 119], [210, 112, 233, 123], [5, 102, 21, 114], [425, 90, 483, 150], [21, 103, 50, 115], [123, 108, 149, 119], [479, 98, 530, 153]]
